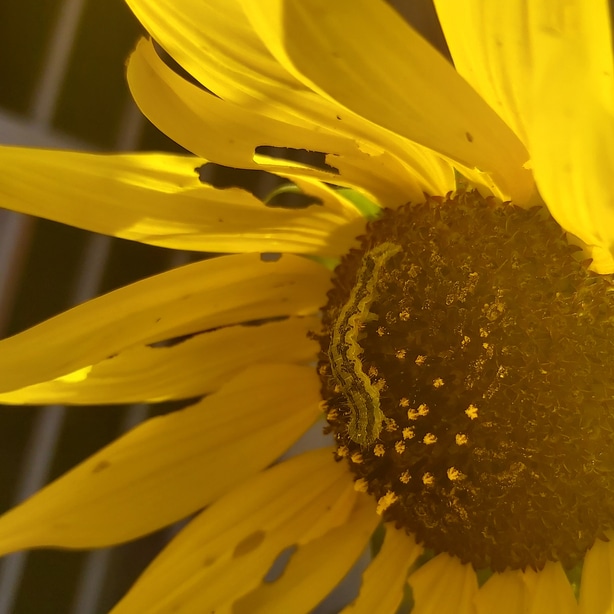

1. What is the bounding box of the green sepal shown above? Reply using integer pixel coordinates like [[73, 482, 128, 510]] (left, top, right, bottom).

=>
[[336, 188, 382, 220], [263, 183, 304, 204]]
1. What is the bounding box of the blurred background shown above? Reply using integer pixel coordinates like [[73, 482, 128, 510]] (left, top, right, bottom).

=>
[[0, 1, 446, 612]]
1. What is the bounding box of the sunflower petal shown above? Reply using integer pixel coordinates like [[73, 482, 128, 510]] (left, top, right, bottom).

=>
[[433, 0, 533, 148], [0, 253, 329, 393], [436, 0, 614, 272], [476, 563, 577, 614], [523, 563, 578, 614], [242, 0, 533, 203], [125, 0, 455, 198], [0, 317, 319, 404], [234, 495, 378, 614], [579, 536, 614, 614], [0, 364, 321, 553], [109, 448, 354, 614], [408, 553, 478, 614], [341, 527, 422, 614], [0, 144, 358, 255], [128, 38, 430, 208], [475, 570, 530, 614]]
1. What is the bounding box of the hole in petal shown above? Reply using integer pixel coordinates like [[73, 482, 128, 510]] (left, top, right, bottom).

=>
[[196, 162, 279, 200], [196, 163, 323, 209], [265, 190, 321, 210], [148, 333, 197, 348], [255, 146, 338, 174], [264, 545, 297, 583], [260, 253, 282, 263]]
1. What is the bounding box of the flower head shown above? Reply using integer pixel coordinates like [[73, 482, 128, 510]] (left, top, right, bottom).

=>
[[0, 1, 613, 612]]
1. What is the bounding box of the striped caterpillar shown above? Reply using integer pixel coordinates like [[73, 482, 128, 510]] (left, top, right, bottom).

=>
[[328, 242, 401, 446]]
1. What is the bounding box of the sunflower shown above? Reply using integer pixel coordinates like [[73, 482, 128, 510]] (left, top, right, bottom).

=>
[[0, 0, 613, 612]]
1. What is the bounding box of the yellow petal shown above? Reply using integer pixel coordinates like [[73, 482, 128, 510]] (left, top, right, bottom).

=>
[[0, 253, 329, 392], [436, 0, 614, 272], [341, 527, 422, 614], [110, 448, 354, 614], [0, 145, 355, 255], [128, 38, 431, 208], [125, 0, 455, 198], [523, 563, 578, 614], [234, 494, 378, 614], [433, 0, 532, 148], [408, 553, 478, 614], [242, 0, 533, 203], [475, 570, 531, 614], [0, 316, 319, 404], [0, 364, 322, 552], [477, 563, 577, 614], [579, 535, 614, 614], [530, 23, 614, 273]]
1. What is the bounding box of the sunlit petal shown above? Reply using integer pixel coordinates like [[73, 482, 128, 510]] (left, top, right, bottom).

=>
[[128, 38, 430, 208], [436, 0, 614, 271], [125, 0, 456, 198], [242, 0, 534, 203], [0, 145, 360, 255]]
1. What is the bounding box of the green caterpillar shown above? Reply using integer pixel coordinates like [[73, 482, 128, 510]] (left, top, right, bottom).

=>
[[328, 242, 401, 446]]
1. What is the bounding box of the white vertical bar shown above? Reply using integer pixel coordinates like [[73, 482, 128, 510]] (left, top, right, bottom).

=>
[[115, 99, 145, 152], [30, 0, 88, 127], [69, 549, 114, 613]]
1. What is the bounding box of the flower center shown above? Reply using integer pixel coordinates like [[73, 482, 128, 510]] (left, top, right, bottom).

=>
[[316, 192, 614, 572]]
